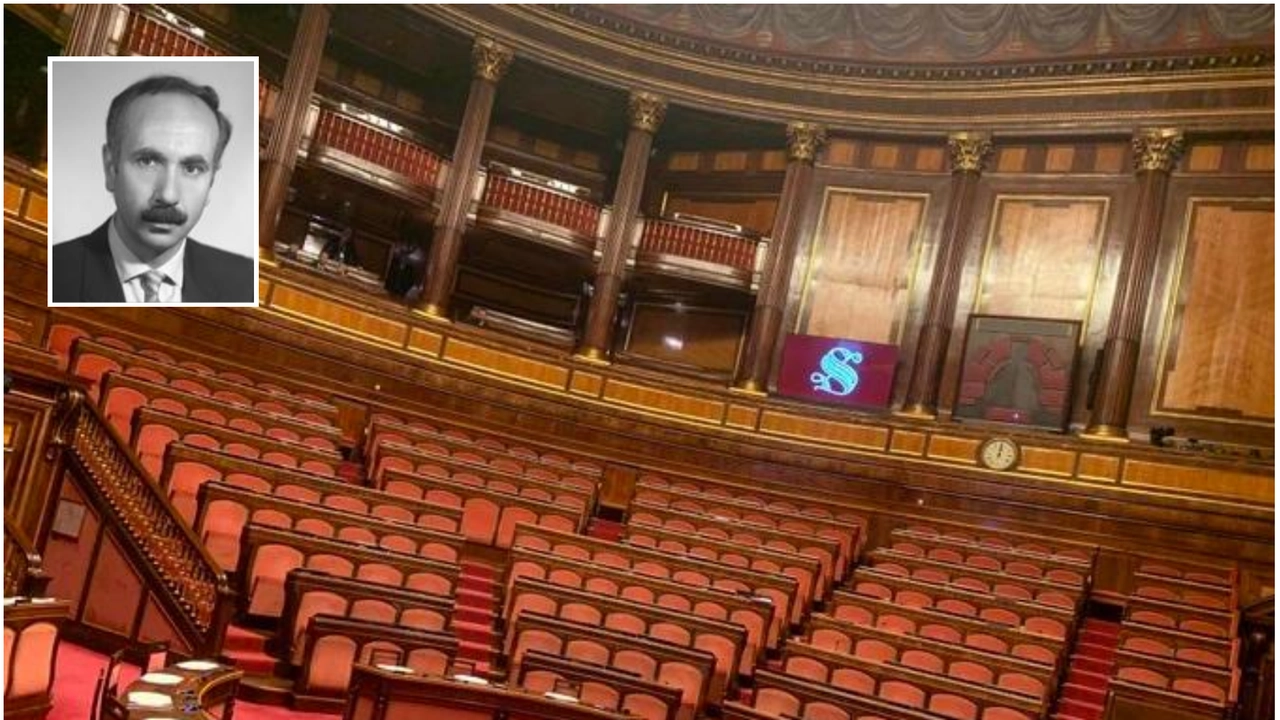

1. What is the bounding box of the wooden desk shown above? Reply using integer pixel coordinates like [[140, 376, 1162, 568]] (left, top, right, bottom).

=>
[[345, 664, 633, 720], [112, 660, 242, 719]]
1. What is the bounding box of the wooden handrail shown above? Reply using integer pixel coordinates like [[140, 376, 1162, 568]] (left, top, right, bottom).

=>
[[1242, 594, 1273, 620], [3, 509, 50, 597], [48, 387, 233, 654]]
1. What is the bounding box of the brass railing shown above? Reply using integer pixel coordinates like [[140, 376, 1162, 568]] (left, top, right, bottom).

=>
[[51, 388, 232, 653]]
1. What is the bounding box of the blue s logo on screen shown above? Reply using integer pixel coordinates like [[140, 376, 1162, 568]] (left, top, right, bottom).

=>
[[777, 334, 899, 409], [811, 347, 863, 397]]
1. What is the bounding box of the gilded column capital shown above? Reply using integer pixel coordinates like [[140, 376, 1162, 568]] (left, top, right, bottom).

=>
[[785, 122, 827, 164], [628, 91, 668, 134], [1132, 128, 1185, 173], [947, 131, 994, 174], [471, 36, 513, 83]]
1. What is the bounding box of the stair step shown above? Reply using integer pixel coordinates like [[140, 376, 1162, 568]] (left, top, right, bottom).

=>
[[224, 649, 277, 675], [223, 625, 271, 653], [1069, 655, 1115, 675], [455, 605, 496, 624], [1065, 667, 1111, 686], [1061, 682, 1107, 704], [456, 587, 498, 608], [460, 563, 498, 581], [1057, 696, 1105, 718], [460, 574, 498, 593], [452, 620, 497, 645], [1074, 641, 1118, 660]]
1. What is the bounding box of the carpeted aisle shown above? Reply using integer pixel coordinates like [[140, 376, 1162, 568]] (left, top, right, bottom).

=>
[[49, 642, 338, 720]]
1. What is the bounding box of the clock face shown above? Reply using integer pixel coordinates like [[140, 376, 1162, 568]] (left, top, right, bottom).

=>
[[979, 437, 1020, 471]]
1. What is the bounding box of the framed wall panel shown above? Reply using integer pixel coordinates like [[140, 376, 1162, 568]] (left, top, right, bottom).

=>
[[794, 188, 928, 344], [1153, 198, 1274, 425], [973, 195, 1109, 331]]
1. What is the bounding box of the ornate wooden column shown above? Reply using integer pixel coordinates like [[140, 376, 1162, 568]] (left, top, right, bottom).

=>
[[575, 91, 667, 362], [65, 4, 118, 56], [900, 131, 994, 418], [419, 37, 513, 320], [733, 121, 826, 393], [258, 5, 331, 255], [1084, 128, 1185, 440]]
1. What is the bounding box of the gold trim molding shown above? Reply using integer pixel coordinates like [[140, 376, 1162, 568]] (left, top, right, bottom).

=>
[[628, 91, 668, 134], [1132, 128, 1186, 173], [786, 121, 827, 164], [472, 36, 514, 82], [948, 131, 994, 173]]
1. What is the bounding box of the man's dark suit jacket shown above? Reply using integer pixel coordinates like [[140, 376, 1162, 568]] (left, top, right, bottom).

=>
[[52, 220, 254, 303]]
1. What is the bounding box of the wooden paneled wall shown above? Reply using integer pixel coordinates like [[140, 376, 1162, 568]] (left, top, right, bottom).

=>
[[973, 196, 1109, 325], [795, 188, 929, 344], [1156, 199, 1274, 423]]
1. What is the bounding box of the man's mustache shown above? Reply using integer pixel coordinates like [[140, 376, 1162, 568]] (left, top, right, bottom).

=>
[[141, 206, 188, 224]]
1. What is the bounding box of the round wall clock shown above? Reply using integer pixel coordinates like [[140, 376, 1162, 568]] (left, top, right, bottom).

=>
[[978, 436, 1020, 471]]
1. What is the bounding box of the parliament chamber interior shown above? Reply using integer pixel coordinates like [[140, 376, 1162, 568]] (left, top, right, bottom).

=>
[[2, 5, 1275, 720]]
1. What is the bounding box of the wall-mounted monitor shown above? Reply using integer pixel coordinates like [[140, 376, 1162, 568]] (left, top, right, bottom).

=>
[[777, 334, 899, 409]]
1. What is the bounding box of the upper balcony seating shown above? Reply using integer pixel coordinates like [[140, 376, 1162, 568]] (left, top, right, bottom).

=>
[[101, 372, 342, 452], [804, 614, 1057, 703], [294, 614, 457, 706], [504, 576, 747, 704], [380, 468, 585, 548], [1134, 557, 1238, 590], [367, 416, 603, 478], [1130, 572, 1238, 612], [160, 443, 463, 533], [511, 522, 799, 647], [507, 611, 718, 720], [895, 523, 1096, 567], [1123, 596, 1239, 640], [637, 472, 870, 532], [627, 501, 838, 603], [50, 324, 317, 401], [368, 424, 598, 493], [623, 518, 825, 617], [234, 523, 459, 620], [132, 407, 342, 483], [827, 592, 1065, 668], [845, 571, 1077, 642], [193, 482, 465, 572], [507, 546, 773, 677], [864, 549, 1083, 611], [886, 528, 1090, 587], [278, 569, 455, 667], [373, 442, 596, 511], [1111, 649, 1241, 705], [66, 336, 338, 426], [1116, 623, 1239, 669], [781, 640, 1046, 720], [516, 650, 684, 720], [724, 669, 976, 720], [629, 488, 858, 585]]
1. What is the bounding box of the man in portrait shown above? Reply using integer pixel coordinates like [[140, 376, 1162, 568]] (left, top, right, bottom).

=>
[[51, 74, 254, 304]]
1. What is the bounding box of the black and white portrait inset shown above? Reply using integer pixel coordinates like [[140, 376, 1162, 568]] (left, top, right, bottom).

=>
[[48, 57, 258, 306]]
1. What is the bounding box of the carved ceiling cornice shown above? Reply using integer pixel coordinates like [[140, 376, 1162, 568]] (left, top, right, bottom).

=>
[[412, 5, 1274, 137], [568, 5, 1274, 74]]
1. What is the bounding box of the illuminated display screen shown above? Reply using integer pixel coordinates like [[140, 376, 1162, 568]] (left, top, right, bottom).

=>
[[777, 334, 899, 409]]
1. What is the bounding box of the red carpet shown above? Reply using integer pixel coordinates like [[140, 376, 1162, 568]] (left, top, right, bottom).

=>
[[452, 561, 500, 676], [49, 641, 338, 720], [1050, 618, 1120, 720], [224, 623, 278, 674], [586, 519, 623, 541]]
